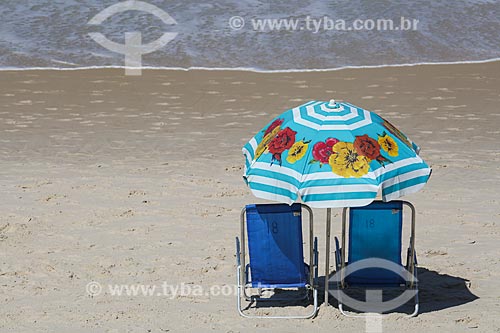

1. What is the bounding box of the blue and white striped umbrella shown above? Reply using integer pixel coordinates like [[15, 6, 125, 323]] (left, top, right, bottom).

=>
[[242, 100, 431, 208]]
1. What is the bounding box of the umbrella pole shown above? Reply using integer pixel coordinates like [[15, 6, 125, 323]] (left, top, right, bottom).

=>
[[324, 208, 332, 306]]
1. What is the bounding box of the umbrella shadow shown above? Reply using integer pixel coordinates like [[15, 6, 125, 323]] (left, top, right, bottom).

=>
[[323, 267, 479, 315]]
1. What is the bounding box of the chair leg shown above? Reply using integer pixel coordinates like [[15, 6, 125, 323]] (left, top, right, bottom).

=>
[[237, 287, 318, 319], [236, 264, 248, 318], [407, 287, 419, 317]]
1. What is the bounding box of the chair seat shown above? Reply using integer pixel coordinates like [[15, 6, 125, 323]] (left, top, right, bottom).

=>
[[345, 266, 406, 286], [250, 265, 310, 289]]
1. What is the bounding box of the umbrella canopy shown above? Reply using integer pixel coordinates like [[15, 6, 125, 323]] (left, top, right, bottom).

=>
[[243, 100, 431, 208]]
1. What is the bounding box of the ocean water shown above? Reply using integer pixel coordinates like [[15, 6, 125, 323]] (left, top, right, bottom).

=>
[[0, 0, 499, 71]]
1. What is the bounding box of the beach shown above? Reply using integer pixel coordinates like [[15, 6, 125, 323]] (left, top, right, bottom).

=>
[[1, 61, 499, 332]]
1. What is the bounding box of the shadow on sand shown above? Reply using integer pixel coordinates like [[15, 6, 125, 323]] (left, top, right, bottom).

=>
[[415, 267, 479, 314], [324, 267, 479, 315], [239, 267, 478, 317]]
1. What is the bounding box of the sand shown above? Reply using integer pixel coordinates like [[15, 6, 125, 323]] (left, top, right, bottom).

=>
[[0, 62, 499, 332]]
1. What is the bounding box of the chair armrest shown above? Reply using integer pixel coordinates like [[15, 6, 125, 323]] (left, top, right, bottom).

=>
[[313, 237, 319, 266], [334, 236, 342, 271], [313, 237, 319, 281], [236, 237, 241, 266], [406, 247, 418, 268], [245, 264, 250, 283], [406, 247, 418, 288]]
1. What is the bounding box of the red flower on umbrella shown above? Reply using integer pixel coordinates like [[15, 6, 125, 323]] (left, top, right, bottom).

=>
[[353, 134, 390, 165], [353, 135, 380, 160], [268, 127, 297, 165], [311, 138, 339, 164], [264, 118, 284, 136]]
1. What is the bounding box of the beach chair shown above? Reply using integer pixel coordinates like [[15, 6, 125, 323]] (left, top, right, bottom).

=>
[[236, 203, 319, 318], [333, 200, 419, 317]]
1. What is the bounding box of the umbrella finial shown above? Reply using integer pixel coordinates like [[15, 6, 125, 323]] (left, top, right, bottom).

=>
[[327, 99, 342, 110]]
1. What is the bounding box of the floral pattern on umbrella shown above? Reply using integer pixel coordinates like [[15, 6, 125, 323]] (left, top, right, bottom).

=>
[[309, 133, 399, 178], [253, 119, 309, 166], [243, 100, 431, 208]]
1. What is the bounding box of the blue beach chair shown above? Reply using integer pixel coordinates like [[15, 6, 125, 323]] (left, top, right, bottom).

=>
[[236, 203, 319, 318], [333, 200, 419, 317]]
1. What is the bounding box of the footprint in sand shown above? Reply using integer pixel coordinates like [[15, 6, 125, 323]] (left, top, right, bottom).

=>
[[444, 104, 467, 109], [152, 122, 167, 126], [431, 96, 456, 100], [15, 100, 33, 105], [218, 122, 239, 127]]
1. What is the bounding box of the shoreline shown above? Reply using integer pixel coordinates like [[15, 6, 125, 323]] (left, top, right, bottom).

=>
[[0, 58, 499, 73]]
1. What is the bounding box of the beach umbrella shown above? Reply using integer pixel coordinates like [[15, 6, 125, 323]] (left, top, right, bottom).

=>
[[243, 100, 430, 208], [242, 99, 431, 303]]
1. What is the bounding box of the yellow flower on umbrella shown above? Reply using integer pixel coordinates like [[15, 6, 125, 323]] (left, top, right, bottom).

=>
[[254, 126, 281, 160], [329, 142, 370, 178], [382, 119, 412, 150], [378, 132, 399, 157], [286, 140, 310, 164]]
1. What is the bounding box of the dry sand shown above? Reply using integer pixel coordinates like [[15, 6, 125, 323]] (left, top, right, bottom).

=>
[[0, 62, 499, 332]]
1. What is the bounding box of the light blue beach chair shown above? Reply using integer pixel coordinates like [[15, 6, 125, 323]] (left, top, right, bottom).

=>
[[236, 203, 319, 318], [333, 200, 419, 317]]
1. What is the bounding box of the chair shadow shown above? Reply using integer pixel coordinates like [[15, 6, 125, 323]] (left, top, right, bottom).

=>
[[323, 267, 479, 315], [416, 267, 478, 313], [242, 288, 313, 310], [241, 267, 479, 315]]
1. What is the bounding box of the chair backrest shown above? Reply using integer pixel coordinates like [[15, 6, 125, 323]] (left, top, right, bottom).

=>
[[245, 203, 307, 288], [347, 201, 405, 286]]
